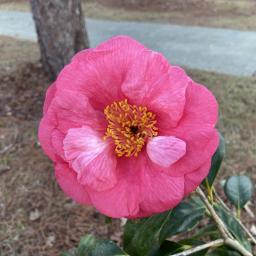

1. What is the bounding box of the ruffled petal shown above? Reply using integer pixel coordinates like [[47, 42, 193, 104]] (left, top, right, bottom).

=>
[[139, 156, 185, 216], [43, 82, 57, 115], [50, 89, 105, 133], [88, 154, 185, 218], [122, 64, 189, 127], [38, 110, 57, 161], [184, 159, 212, 196], [169, 127, 219, 176], [173, 79, 218, 129], [147, 136, 186, 168], [88, 157, 142, 218], [56, 36, 146, 110], [55, 161, 92, 205], [63, 126, 117, 191]]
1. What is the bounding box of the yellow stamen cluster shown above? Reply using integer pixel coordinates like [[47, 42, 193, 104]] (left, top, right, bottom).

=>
[[104, 99, 158, 157]]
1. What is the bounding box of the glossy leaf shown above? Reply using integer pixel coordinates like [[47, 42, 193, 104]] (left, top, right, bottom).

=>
[[224, 175, 253, 209], [124, 211, 171, 256], [150, 241, 183, 256], [123, 197, 206, 256], [159, 197, 206, 242], [207, 246, 241, 256], [75, 235, 128, 256], [214, 205, 252, 252], [203, 132, 225, 187]]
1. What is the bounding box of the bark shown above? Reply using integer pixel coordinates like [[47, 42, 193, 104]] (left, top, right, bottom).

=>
[[30, 0, 89, 80]]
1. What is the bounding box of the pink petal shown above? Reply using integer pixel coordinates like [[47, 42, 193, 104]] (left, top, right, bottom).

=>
[[139, 157, 185, 215], [43, 82, 56, 115], [184, 159, 212, 196], [88, 154, 185, 218], [38, 110, 57, 161], [51, 129, 65, 160], [55, 161, 91, 205], [88, 157, 142, 218], [147, 136, 186, 168], [175, 79, 218, 128], [160, 80, 219, 177], [56, 36, 146, 110], [121, 50, 169, 103], [122, 64, 189, 127], [50, 89, 105, 133], [169, 127, 219, 176], [63, 126, 117, 191]]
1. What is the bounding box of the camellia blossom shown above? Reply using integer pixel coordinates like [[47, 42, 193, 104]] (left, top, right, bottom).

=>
[[39, 36, 219, 218]]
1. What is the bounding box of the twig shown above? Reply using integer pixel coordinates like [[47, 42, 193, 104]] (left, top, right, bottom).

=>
[[196, 187, 231, 239], [196, 187, 253, 256], [215, 192, 256, 245], [225, 239, 254, 256], [245, 203, 255, 219], [170, 239, 224, 256]]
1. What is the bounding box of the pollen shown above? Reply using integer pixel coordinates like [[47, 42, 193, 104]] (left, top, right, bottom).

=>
[[103, 99, 158, 157]]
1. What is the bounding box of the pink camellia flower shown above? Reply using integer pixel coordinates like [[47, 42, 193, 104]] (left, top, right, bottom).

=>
[[39, 36, 219, 218]]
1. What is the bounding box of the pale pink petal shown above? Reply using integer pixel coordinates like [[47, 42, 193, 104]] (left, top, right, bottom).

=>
[[147, 136, 186, 168], [63, 126, 117, 191], [184, 159, 212, 196], [122, 65, 189, 127], [43, 82, 56, 115], [55, 161, 91, 205]]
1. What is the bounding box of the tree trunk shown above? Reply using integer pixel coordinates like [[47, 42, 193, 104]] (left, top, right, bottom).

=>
[[30, 0, 90, 80]]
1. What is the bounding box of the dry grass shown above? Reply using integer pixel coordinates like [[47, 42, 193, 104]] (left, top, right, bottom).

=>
[[0, 0, 256, 30], [0, 35, 255, 255]]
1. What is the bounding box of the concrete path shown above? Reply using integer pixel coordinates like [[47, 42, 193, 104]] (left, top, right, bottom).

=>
[[0, 11, 256, 76]]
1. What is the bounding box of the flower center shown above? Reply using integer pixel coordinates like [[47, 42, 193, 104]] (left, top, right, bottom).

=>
[[104, 99, 158, 157]]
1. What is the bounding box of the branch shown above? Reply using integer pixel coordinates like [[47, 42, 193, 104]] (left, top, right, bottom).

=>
[[196, 187, 253, 256], [214, 191, 256, 245], [170, 239, 224, 256]]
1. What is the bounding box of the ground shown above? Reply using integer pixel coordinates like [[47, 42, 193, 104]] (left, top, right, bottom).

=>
[[0, 34, 255, 255], [0, 0, 256, 30]]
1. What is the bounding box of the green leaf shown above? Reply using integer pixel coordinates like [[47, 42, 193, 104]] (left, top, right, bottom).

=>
[[123, 211, 172, 256], [188, 224, 218, 240], [224, 175, 253, 209], [214, 205, 252, 252], [123, 197, 206, 256], [75, 235, 128, 256], [203, 132, 225, 187], [207, 246, 241, 256], [150, 241, 183, 256], [159, 197, 206, 242]]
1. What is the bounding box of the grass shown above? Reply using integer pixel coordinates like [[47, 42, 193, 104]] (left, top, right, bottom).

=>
[[0, 0, 256, 31]]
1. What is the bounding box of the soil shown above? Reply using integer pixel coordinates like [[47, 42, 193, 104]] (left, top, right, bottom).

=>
[[0, 35, 255, 255]]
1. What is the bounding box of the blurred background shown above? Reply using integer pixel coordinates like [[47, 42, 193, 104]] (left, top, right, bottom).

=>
[[0, 1, 255, 255]]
